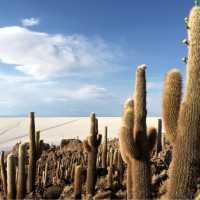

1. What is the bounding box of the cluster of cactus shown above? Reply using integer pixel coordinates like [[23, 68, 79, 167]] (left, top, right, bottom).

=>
[[1, 5, 200, 200], [0, 112, 44, 199]]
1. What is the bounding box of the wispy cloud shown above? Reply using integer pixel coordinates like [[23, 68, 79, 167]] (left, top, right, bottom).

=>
[[53, 85, 115, 101], [0, 26, 124, 80], [0, 71, 117, 115], [21, 17, 40, 27]]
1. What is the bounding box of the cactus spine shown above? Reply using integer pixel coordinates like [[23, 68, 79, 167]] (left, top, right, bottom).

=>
[[0, 151, 7, 195], [27, 112, 36, 193], [102, 126, 107, 169], [119, 65, 155, 199], [83, 113, 102, 197], [17, 143, 26, 199], [165, 6, 200, 199], [7, 154, 16, 200], [74, 165, 82, 199]]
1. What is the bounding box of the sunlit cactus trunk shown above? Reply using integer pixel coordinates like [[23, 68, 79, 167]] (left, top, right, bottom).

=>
[[7, 154, 16, 200], [17, 143, 26, 199], [0, 151, 7, 196], [35, 130, 40, 159], [74, 165, 82, 199], [102, 126, 107, 169]]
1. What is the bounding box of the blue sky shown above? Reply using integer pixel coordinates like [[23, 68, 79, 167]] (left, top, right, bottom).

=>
[[0, 0, 194, 116]]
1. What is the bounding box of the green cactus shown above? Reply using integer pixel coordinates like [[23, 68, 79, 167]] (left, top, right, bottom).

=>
[[119, 65, 155, 199], [74, 165, 82, 199], [165, 6, 200, 199], [7, 154, 16, 200], [83, 113, 102, 197], [27, 112, 36, 193], [102, 126, 108, 169], [17, 143, 26, 199], [0, 151, 7, 195]]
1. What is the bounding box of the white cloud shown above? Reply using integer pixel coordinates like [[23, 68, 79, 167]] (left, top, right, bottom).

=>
[[0, 71, 116, 114], [0, 26, 123, 80], [21, 18, 40, 27], [61, 85, 114, 100]]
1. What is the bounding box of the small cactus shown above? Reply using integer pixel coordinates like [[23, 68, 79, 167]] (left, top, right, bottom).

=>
[[7, 154, 16, 200], [0, 151, 7, 195], [107, 166, 113, 189], [113, 149, 118, 169], [117, 152, 124, 185], [17, 143, 26, 199], [102, 126, 108, 169], [74, 165, 83, 199], [156, 119, 162, 154], [35, 130, 40, 159]]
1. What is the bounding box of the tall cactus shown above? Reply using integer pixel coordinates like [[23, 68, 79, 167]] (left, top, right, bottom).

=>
[[27, 112, 36, 193], [0, 151, 7, 195], [102, 126, 108, 169], [83, 113, 102, 197], [164, 6, 200, 199], [17, 143, 26, 199], [7, 154, 16, 200], [119, 65, 156, 199]]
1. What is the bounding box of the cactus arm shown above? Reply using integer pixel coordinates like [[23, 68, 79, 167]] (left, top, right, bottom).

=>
[[163, 69, 182, 143], [83, 140, 91, 152], [119, 127, 139, 162]]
